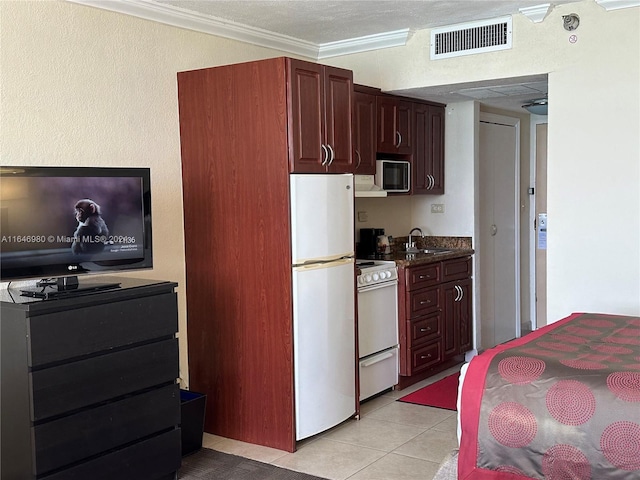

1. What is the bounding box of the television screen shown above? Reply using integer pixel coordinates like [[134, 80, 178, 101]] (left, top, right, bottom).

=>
[[1, 166, 152, 284]]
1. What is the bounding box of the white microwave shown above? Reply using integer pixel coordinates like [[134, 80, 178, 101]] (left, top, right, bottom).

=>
[[375, 160, 410, 193]]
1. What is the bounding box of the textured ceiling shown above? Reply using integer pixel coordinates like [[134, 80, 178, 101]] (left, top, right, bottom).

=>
[[154, 0, 580, 44]]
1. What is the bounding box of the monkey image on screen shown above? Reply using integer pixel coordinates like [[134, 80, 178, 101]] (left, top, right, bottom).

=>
[[71, 199, 109, 254]]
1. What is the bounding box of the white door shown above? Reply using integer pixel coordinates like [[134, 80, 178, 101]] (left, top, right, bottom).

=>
[[292, 258, 356, 440], [290, 174, 354, 264], [479, 113, 520, 349]]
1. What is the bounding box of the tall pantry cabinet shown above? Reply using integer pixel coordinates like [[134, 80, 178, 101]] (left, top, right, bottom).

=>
[[177, 57, 354, 453]]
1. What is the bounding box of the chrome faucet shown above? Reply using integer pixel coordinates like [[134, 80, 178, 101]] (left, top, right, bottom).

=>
[[405, 227, 424, 253]]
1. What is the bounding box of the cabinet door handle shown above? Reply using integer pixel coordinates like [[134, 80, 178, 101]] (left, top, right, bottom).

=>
[[455, 285, 464, 302], [396, 131, 402, 147], [355, 149, 362, 169], [420, 354, 432, 359], [418, 274, 429, 279], [327, 144, 335, 166], [321, 144, 329, 166], [429, 175, 435, 189], [420, 327, 432, 332], [420, 299, 430, 305]]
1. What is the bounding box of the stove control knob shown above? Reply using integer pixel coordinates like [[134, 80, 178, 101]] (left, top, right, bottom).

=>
[[364, 274, 372, 283], [357, 276, 364, 285], [384, 270, 391, 279], [372, 273, 380, 281]]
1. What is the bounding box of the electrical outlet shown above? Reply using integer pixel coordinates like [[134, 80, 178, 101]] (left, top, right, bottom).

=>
[[431, 204, 445, 214], [357, 211, 368, 222]]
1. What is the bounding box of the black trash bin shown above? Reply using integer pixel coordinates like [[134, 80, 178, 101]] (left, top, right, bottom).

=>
[[180, 389, 207, 456]]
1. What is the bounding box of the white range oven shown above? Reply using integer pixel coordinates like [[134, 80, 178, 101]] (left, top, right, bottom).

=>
[[356, 260, 399, 401]]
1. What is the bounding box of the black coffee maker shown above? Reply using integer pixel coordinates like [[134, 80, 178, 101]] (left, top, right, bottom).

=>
[[358, 228, 385, 258]]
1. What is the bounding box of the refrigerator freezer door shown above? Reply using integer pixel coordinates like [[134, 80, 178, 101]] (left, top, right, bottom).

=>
[[292, 258, 356, 440], [290, 174, 354, 265]]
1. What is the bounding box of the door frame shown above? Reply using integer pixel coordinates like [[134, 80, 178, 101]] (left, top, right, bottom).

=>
[[477, 112, 521, 350], [529, 119, 548, 330]]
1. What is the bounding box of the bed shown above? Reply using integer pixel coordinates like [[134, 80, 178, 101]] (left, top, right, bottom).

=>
[[457, 312, 640, 479]]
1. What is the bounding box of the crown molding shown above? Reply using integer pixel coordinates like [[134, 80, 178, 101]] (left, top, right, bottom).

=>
[[66, 0, 409, 60], [67, 0, 319, 58], [595, 0, 640, 10], [318, 29, 410, 59], [519, 3, 552, 23]]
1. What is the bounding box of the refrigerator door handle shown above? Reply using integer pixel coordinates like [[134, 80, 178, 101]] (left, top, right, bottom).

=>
[[293, 257, 354, 271]]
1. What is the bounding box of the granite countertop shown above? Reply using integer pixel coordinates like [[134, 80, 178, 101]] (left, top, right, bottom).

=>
[[384, 247, 474, 267], [364, 236, 474, 268]]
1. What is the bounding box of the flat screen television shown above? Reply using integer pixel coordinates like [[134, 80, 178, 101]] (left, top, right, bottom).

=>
[[0, 166, 152, 298]]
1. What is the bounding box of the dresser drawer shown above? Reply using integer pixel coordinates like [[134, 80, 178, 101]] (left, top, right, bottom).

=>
[[410, 340, 442, 373], [31, 339, 179, 421], [34, 384, 180, 475], [410, 312, 441, 346], [406, 263, 440, 291], [40, 428, 181, 480], [407, 286, 440, 317], [29, 293, 178, 367]]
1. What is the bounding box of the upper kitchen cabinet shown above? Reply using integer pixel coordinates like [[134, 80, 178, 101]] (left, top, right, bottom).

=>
[[376, 94, 412, 155], [352, 85, 379, 175], [413, 102, 445, 194], [287, 59, 354, 173]]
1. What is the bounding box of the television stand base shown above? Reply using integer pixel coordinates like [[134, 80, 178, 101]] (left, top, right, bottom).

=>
[[20, 282, 121, 300]]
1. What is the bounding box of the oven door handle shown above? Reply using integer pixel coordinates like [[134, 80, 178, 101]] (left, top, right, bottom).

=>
[[361, 350, 394, 367], [358, 280, 398, 293]]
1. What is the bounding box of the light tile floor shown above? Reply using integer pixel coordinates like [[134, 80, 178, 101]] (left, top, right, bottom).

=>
[[202, 365, 461, 480]]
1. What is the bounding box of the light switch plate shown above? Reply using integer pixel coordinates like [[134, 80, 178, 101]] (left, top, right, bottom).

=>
[[431, 204, 445, 213]]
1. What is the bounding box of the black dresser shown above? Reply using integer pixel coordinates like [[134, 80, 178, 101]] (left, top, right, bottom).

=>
[[1, 277, 181, 480]]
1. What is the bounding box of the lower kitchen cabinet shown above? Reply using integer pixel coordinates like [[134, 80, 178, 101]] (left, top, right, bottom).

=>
[[397, 256, 472, 388], [0, 278, 181, 480]]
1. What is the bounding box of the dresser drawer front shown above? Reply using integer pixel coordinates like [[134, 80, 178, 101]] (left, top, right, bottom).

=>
[[410, 312, 441, 346], [40, 428, 181, 480], [29, 293, 178, 367], [441, 256, 472, 282], [34, 384, 180, 475], [408, 286, 440, 317], [410, 341, 442, 372], [31, 339, 179, 421], [406, 264, 440, 290]]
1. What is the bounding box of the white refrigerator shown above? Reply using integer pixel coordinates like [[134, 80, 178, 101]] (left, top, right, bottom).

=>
[[290, 173, 356, 440]]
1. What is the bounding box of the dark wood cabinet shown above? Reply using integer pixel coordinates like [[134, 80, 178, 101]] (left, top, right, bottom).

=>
[[398, 262, 442, 377], [443, 277, 472, 359], [288, 58, 353, 173], [352, 86, 378, 174], [413, 102, 445, 194], [376, 94, 412, 155], [0, 278, 181, 480], [441, 256, 473, 359], [397, 257, 472, 387]]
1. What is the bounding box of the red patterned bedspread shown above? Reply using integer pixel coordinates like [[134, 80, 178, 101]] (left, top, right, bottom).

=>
[[458, 312, 640, 479]]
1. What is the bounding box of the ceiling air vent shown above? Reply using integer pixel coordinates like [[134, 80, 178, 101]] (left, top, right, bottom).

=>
[[431, 16, 512, 60]]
